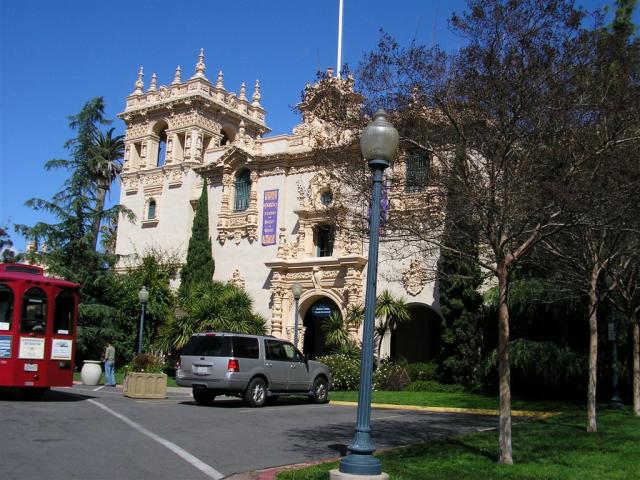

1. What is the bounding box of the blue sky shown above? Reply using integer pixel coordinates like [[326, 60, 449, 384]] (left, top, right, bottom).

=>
[[0, 0, 629, 252]]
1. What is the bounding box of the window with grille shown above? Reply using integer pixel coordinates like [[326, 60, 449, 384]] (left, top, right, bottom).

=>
[[406, 151, 430, 193], [234, 170, 251, 212]]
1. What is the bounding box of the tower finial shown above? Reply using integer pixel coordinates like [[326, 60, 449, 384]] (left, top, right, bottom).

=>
[[133, 66, 144, 95], [149, 73, 157, 92], [252, 79, 261, 106], [239, 82, 247, 100], [192, 48, 207, 79], [216, 70, 224, 89], [172, 65, 182, 85]]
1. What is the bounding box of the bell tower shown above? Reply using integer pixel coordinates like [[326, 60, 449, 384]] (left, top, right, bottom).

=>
[[115, 49, 269, 257]]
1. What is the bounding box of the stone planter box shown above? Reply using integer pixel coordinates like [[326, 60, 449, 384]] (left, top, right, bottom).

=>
[[123, 372, 167, 399]]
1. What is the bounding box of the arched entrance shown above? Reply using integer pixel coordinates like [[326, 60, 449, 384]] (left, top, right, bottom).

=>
[[391, 305, 442, 363], [302, 297, 340, 359]]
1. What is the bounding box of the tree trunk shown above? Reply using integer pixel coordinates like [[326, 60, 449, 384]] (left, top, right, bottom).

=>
[[633, 316, 639, 417], [586, 267, 599, 432], [91, 185, 107, 252], [497, 262, 513, 465]]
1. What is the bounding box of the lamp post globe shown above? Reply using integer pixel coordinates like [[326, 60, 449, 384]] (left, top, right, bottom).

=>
[[137, 286, 149, 355], [291, 282, 303, 349], [338, 109, 398, 477]]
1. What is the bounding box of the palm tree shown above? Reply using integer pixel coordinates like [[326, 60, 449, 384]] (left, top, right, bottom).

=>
[[158, 281, 267, 351], [87, 128, 124, 252], [374, 290, 410, 358]]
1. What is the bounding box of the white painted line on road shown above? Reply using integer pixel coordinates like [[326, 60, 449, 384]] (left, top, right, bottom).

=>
[[88, 399, 224, 480], [92, 386, 104, 391]]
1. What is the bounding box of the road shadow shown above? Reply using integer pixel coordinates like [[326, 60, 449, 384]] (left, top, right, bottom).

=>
[[282, 411, 498, 457], [0, 388, 96, 402]]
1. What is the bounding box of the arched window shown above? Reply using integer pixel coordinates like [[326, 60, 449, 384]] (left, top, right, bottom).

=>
[[0, 284, 14, 331], [147, 199, 157, 220], [54, 290, 75, 335], [156, 130, 167, 167], [406, 150, 430, 193], [220, 127, 235, 146], [234, 170, 251, 212], [315, 224, 335, 257], [21, 287, 47, 334], [320, 190, 333, 206], [153, 121, 169, 167]]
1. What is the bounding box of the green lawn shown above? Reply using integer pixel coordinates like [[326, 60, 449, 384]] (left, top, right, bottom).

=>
[[279, 399, 639, 480]]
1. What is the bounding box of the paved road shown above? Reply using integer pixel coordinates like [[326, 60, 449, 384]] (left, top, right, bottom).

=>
[[0, 385, 498, 479]]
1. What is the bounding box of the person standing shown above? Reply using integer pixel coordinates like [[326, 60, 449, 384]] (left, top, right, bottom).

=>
[[103, 339, 116, 387]]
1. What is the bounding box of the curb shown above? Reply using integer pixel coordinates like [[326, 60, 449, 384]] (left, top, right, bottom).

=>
[[329, 400, 559, 419]]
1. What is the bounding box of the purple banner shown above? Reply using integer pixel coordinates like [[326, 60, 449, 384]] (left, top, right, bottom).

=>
[[261, 189, 279, 246]]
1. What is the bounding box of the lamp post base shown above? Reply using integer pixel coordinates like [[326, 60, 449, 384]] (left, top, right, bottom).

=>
[[330, 468, 389, 480], [338, 453, 383, 476]]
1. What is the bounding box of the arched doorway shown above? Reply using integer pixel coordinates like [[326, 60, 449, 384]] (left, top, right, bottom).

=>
[[391, 305, 442, 363], [302, 297, 340, 359]]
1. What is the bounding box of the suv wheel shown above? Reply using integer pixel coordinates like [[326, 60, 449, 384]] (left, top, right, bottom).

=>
[[193, 388, 216, 406], [309, 377, 329, 404], [244, 377, 267, 407]]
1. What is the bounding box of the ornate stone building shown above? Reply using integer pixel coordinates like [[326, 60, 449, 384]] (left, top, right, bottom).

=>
[[115, 51, 441, 360]]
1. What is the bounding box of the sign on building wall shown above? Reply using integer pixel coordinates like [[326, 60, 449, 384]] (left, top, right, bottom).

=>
[[261, 189, 279, 246]]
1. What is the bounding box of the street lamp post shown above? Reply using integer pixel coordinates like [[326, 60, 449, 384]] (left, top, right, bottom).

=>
[[338, 110, 398, 477], [608, 313, 624, 409], [137, 286, 149, 355], [291, 282, 303, 349]]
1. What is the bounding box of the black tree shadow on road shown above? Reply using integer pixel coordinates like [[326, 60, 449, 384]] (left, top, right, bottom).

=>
[[281, 411, 499, 458]]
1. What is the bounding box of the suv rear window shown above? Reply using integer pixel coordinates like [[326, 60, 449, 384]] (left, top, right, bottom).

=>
[[182, 335, 232, 357], [233, 336, 259, 359]]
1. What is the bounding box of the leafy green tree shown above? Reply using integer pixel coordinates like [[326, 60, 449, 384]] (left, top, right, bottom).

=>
[[114, 250, 180, 352], [179, 179, 214, 293], [437, 142, 484, 386], [0, 227, 23, 263], [158, 281, 266, 351], [16, 98, 132, 283]]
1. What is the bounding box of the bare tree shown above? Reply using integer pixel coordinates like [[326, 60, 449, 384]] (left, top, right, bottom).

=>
[[298, 0, 638, 464]]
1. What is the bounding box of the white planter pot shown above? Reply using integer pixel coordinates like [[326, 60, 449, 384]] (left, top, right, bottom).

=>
[[81, 360, 102, 386]]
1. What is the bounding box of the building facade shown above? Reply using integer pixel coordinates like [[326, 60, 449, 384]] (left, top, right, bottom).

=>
[[114, 51, 441, 360]]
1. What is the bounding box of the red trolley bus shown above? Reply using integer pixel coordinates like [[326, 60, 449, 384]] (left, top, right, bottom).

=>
[[0, 263, 79, 398]]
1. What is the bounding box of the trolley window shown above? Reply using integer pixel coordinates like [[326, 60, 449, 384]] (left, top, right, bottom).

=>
[[21, 287, 48, 334], [54, 290, 74, 335], [0, 284, 13, 331]]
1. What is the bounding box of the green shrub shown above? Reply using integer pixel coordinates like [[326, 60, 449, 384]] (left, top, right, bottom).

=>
[[373, 361, 410, 391], [481, 339, 586, 399], [405, 362, 439, 382], [316, 353, 361, 391], [405, 380, 465, 393]]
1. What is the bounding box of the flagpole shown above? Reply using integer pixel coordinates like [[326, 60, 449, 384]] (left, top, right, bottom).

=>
[[337, 0, 344, 78]]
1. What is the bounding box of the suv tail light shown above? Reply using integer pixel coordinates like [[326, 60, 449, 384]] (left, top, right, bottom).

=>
[[227, 359, 240, 372]]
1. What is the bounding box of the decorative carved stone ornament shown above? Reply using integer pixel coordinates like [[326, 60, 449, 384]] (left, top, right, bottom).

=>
[[402, 259, 428, 296], [230, 269, 245, 289]]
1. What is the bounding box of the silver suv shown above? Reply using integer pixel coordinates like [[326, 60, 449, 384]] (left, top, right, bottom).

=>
[[176, 332, 331, 407]]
